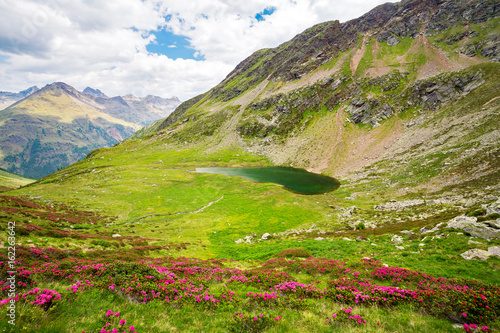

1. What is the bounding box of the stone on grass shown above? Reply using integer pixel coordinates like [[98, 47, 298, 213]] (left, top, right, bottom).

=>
[[447, 215, 500, 240], [391, 235, 403, 244], [461, 249, 491, 261], [315, 237, 325, 241], [112, 234, 121, 238], [261, 233, 271, 240], [488, 246, 500, 258]]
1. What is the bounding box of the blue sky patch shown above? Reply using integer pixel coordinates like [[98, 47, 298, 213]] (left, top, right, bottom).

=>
[[146, 29, 204, 61], [255, 7, 276, 21], [0, 54, 9, 63]]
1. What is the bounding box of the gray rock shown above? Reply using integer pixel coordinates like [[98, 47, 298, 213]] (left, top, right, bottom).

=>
[[391, 235, 403, 244], [315, 237, 325, 241], [488, 246, 500, 258], [343, 237, 353, 241], [468, 239, 483, 245], [400, 230, 414, 235], [484, 220, 500, 229], [461, 249, 491, 260], [340, 206, 357, 217], [235, 239, 243, 244], [460, 43, 477, 57], [387, 35, 401, 46], [112, 234, 121, 238], [396, 246, 405, 250], [486, 199, 500, 215], [447, 215, 500, 240], [261, 233, 271, 240], [481, 43, 500, 62]]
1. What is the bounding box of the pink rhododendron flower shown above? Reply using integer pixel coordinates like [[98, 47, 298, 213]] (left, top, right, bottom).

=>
[[119, 319, 126, 325]]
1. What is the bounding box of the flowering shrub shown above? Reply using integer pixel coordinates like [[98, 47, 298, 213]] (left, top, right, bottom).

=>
[[229, 311, 276, 332], [328, 307, 367, 327], [99, 309, 137, 333]]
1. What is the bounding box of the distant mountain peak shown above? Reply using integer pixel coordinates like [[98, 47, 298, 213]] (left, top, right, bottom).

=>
[[83, 87, 108, 98], [18, 86, 39, 97]]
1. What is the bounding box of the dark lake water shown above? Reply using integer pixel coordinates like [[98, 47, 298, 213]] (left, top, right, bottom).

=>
[[195, 167, 340, 195]]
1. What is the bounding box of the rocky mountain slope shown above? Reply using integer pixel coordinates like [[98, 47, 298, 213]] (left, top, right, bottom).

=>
[[146, 0, 499, 194], [0, 82, 180, 178]]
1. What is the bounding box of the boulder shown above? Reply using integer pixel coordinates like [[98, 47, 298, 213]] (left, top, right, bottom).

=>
[[447, 215, 500, 240], [387, 35, 401, 46], [488, 246, 500, 258], [461, 249, 491, 260], [486, 199, 500, 215], [480, 43, 500, 62]]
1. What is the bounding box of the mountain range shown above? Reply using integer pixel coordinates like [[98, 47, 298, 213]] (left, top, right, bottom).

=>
[[0, 82, 180, 178], [3, 0, 500, 331]]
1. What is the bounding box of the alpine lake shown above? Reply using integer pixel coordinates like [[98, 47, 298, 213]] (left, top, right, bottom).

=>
[[195, 167, 340, 195]]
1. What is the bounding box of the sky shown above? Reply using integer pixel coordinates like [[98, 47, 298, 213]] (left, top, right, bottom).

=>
[[0, 0, 396, 101]]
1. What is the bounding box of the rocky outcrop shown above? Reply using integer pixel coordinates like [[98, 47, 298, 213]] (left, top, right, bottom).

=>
[[447, 215, 500, 240], [403, 70, 485, 110], [425, 0, 500, 34], [480, 40, 500, 63], [346, 98, 394, 126]]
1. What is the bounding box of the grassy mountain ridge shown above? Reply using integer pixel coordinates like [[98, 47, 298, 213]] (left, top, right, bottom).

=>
[[0, 82, 180, 178]]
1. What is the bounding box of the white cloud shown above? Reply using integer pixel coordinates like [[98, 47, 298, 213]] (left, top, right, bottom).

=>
[[0, 0, 395, 100]]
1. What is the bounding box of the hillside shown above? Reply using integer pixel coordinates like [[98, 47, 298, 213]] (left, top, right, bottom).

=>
[[0, 82, 180, 178], [0, 168, 33, 191], [1, 0, 500, 332]]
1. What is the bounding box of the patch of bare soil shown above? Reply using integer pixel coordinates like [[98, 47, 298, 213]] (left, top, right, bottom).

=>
[[350, 36, 369, 75]]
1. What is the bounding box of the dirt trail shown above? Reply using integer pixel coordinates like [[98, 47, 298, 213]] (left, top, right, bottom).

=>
[[176, 196, 224, 215]]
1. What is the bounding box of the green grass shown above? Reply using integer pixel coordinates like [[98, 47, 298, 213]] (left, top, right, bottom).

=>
[[0, 168, 34, 191]]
